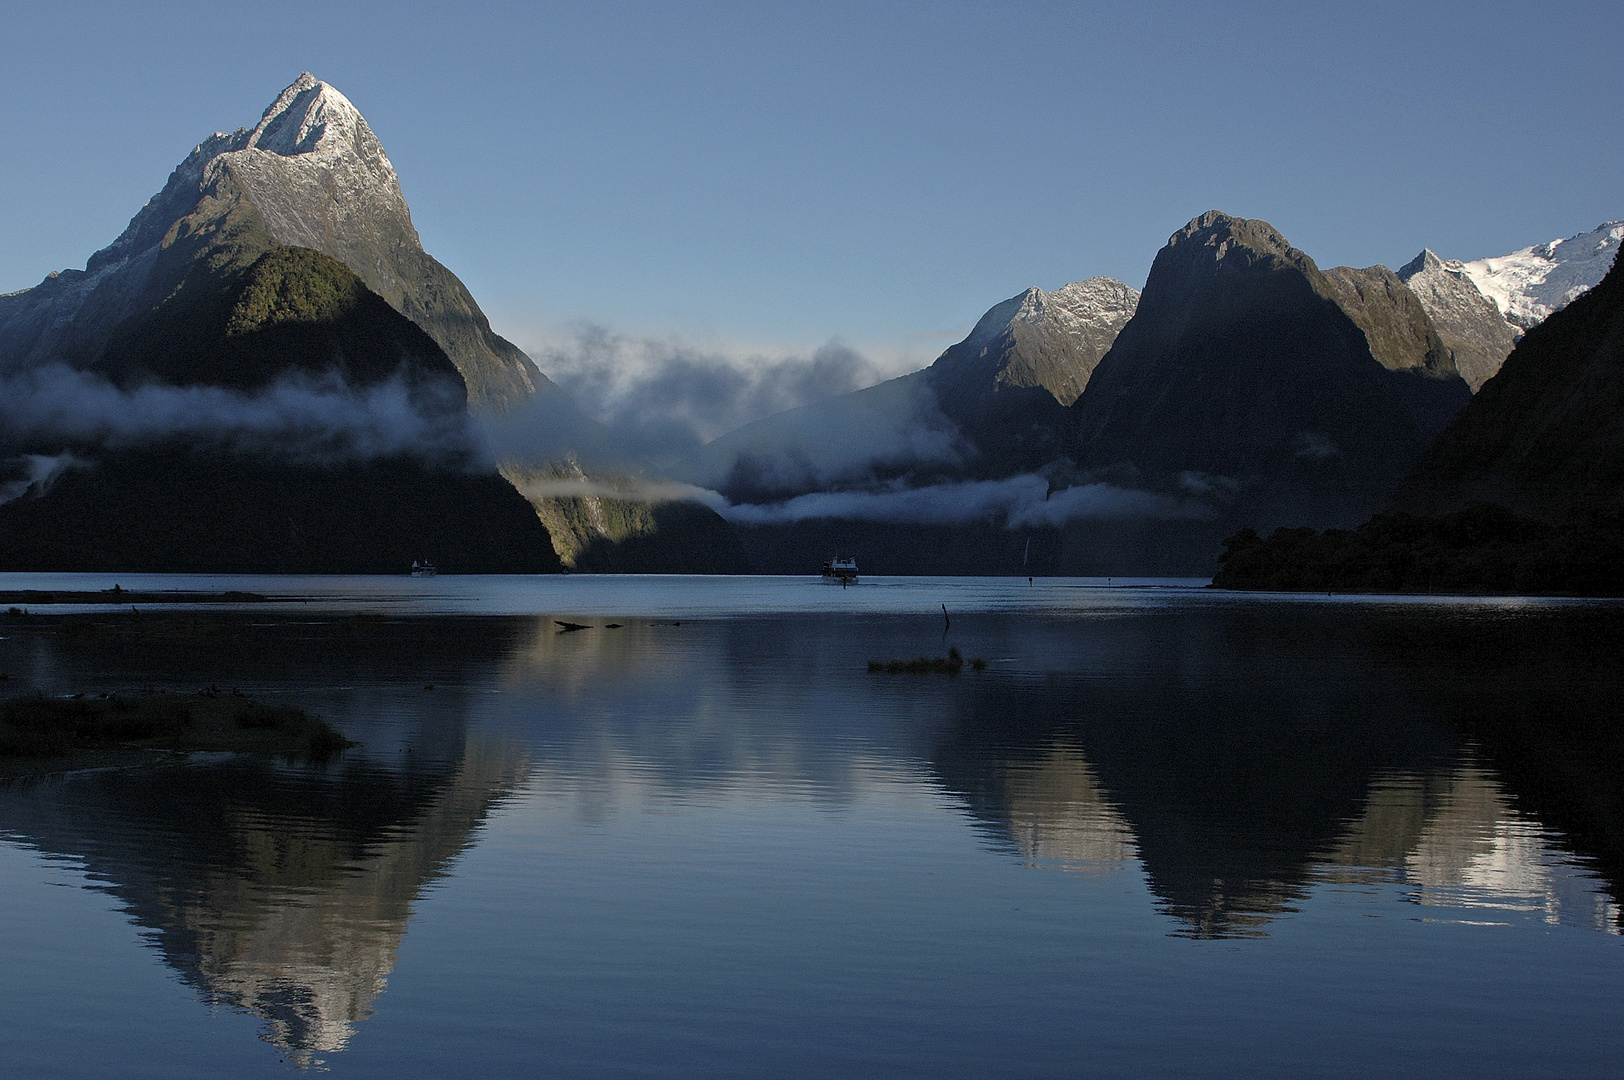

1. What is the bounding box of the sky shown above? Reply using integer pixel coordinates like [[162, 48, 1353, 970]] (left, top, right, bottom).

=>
[[2, 0, 1620, 378]]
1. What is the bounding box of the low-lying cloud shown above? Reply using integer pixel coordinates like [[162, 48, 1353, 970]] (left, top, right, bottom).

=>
[[533, 324, 903, 462], [0, 363, 486, 469], [494, 470, 1207, 530], [672, 369, 970, 495], [719, 474, 1210, 529]]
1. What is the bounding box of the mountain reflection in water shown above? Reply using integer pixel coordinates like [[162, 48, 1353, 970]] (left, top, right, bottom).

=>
[[1, 593, 1621, 1073], [1, 744, 528, 1066], [0, 616, 533, 1067], [924, 603, 1624, 938]]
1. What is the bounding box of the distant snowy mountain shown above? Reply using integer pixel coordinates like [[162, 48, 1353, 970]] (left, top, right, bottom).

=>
[[1458, 221, 1623, 332], [1398, 249, 1519, 392], [945, 278, 1140, 407], [1397, 221, 1620, 391]]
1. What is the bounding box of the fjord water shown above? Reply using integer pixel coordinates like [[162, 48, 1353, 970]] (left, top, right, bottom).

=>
[[1, 576, 1621, 1077]]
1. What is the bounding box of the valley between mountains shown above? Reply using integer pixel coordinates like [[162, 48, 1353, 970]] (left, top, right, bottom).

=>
[[2, 73, 1618, 587]]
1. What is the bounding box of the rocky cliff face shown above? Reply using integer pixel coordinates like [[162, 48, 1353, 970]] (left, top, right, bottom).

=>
[[1392, 248, 1624, 520], [1071, 211, 1471, 529], [1398, 249, 1520, 391]]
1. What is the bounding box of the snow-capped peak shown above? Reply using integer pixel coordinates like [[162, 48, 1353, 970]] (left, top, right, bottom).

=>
[[961, 279, 1139, 355], [87, 73, 412, 275], [243, 72, 367, 158], [1457, 221, 1623, 331]]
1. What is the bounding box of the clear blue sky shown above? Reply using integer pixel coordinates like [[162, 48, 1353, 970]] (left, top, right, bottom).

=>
[[3, 0, 1619, 369]]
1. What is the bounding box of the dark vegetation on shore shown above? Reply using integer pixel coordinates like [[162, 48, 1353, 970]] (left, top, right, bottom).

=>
[[1211, 502, 1624, 595], [1, 689, 352, 770], [869, 647, 988, 675]]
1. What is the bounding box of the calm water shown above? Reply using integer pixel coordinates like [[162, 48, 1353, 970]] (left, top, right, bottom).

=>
[[1, 574, 1621, 1077]]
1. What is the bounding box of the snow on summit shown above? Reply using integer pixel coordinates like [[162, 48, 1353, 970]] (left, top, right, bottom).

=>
[[243, 72, 369, 157], [1458, 221, 1623, 331]]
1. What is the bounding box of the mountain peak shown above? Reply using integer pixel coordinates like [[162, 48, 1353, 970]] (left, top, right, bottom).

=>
[[241, 72, 371, 160], [1398, 249, 1444, 278], [1165, 211, 1312, 278], [1397, 247, 1517, 391], [12, 73, 545, 411]]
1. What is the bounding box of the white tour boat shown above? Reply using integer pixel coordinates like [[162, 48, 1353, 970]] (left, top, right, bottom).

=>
[[821, 556, 858, 586]]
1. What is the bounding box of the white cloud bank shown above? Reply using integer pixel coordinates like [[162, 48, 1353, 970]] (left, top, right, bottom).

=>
[[520, 471, 1211, 530], [0, 364, 484, 467]]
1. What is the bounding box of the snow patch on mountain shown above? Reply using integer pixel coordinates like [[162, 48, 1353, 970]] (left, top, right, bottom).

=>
[[1458, 221, 1623, 331]]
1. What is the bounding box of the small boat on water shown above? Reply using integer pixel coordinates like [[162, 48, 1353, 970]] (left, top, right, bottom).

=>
[[821, 556, 858, 586], [411, 560, 438, 578]]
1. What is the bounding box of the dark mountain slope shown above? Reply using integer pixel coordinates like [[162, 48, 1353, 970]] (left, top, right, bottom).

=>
[[1212, 251, 1624, 595], [0, 245, 558, 573], [0, 450, 555, 574], [1392, 248, 1624, 520], [1072, 212, 1471, 530]]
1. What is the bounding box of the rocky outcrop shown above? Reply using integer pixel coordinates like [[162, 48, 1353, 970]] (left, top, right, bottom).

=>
[[1398, 249, 1520, 391], [1318, 263, 1455, 377]]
